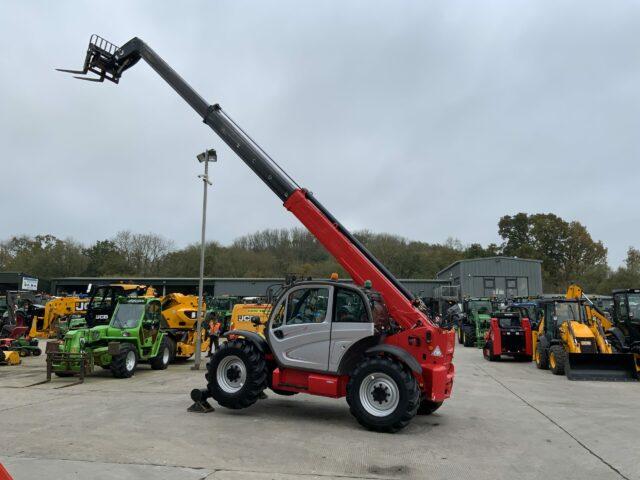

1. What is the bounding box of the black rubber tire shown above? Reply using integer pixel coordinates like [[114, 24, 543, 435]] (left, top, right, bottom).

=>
[[463, 326, 476, 347], [457, 328, 463, 344], [54, 372, 75, 377], [416, 398, 443, 415], [150, 336, 171, 370], [346, 357, 420, 433], [535, 344, 549, 370], [32, 348, 42, 357], [483, 342, 499, 361], [606, 328, 627, 353], [166, 337, 177, 363], [549, 345, 567, 376], [110, 343, 138, 379], [206, 339, 267, 410], [0, 351, 5, 363]]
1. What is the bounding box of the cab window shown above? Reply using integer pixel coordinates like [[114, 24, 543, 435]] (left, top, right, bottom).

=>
[[334, 288, 368, 323], [285, 288, 329, 325]]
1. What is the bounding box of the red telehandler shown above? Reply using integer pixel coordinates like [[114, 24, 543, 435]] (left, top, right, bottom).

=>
[[58, 35, 456, 431]]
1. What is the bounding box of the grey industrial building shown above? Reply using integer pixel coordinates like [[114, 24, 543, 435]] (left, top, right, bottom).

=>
[[436, 257, 543, 299], [49, 276, 449, 299]]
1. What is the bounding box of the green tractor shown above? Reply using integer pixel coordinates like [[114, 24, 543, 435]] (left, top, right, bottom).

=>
[[456, 298, 497, 348], [47, 297, 171, 381]]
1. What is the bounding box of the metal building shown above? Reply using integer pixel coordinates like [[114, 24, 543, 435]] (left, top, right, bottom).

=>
[[435, 257, 542, 299], [0, 272, 45, 294], [49, 276, 448, 299]]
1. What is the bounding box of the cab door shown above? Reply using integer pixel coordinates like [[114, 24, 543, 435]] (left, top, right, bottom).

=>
[[268, 285, 333, 371]]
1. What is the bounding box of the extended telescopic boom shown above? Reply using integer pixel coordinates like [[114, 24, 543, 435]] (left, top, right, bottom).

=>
[[58, 35, 433, 330]]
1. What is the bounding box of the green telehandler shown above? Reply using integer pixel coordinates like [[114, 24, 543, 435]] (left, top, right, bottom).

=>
[[46, 297, 171, 382]]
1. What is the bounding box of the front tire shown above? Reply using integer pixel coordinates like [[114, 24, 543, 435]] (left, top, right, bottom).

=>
[[110, 343, 138, 378], [150, 337, 170, 370], [206, 339, 267, 409], [346, 357, 420, 433], [483, 341, 499, 361], [549, 346, 566, 376]]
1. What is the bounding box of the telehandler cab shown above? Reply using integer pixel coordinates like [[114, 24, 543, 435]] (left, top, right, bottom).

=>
[[59, 35, 456, 431]]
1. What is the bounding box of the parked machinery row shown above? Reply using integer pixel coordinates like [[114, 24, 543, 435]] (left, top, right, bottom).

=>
[[443, 285, 638, 381]]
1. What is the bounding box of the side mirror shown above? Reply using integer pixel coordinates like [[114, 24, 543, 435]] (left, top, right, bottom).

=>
[[251, 316, 262, 326]]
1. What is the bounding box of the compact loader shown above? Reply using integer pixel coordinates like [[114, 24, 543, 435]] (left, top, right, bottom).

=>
[[160, 293, 209, 361], [533, 296, 636, 380], [483, 312, 533, 361], [59, 35, 456, 432]]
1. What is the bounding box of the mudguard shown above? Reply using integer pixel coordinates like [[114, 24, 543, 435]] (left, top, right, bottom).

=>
[[222, 330, 270, 354], [365, 344, 422, 374]]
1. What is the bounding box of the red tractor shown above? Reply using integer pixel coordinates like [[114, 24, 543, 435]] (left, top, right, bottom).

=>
[[59, 35, 456, 432], [482, 312, 532, 362]]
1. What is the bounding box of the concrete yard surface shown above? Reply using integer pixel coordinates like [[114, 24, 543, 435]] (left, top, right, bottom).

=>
[[0, 345, 638, 480]]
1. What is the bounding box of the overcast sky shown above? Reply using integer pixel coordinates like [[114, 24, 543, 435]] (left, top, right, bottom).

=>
[[0, 1, 638, 267]]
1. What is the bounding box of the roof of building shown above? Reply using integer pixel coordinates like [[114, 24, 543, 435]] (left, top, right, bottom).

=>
[[436, 256, 542, 277]]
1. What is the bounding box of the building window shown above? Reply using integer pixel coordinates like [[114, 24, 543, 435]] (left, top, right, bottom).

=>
[[517, 277, 529, 297], [483, 277, 495, 296], [506, 278, 518, 298]]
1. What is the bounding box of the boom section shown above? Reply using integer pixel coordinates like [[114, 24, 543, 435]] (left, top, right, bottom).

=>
[[60, 36, 429, 329]]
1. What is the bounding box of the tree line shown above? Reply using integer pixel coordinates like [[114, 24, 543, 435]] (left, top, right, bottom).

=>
[[0, 213, 637, 294]]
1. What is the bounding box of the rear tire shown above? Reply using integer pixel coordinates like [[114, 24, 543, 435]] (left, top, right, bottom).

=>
[[457, 328, 463, 344], [54, 372, 75, 378], [150, 336, 171, 370], [549, 346, 566, 376], [110, 343, 138, 378], [32, 348, 42, 357], [463, 326, 475, 347], [535, 344, 549, 370], [206, 339, 267, 409], [346, 357, 420, 433]]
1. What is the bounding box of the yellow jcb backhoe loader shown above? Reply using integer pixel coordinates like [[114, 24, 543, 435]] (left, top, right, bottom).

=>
[[533, 287, 636, 380], [29, 296, 88, 339]]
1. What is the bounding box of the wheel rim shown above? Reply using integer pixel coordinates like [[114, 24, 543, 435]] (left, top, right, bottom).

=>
[[359, 373, 400, 417], [217, 355, 246, 393], [549, 352, 556, 369], [125, 350, 136, 371], [162, 347, 170, 364]]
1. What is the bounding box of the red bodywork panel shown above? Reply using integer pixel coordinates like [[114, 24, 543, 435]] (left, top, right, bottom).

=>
[[272, 368, 349, 398], [283, 189, 455, 402], [486, 317, 532, 356]]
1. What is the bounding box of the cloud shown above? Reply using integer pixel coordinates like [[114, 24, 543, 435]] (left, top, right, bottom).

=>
[[0, 0, 638, 267]]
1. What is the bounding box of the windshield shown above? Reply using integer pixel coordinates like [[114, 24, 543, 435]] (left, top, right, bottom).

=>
[[110, 303, 145, 329], [625, 294, 640, 321], [555, 302, 587, 324], [469, 301, 493, 314]]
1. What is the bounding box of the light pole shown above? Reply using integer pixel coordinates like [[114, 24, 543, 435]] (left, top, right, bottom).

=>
[[192, 148, 216, 371]]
